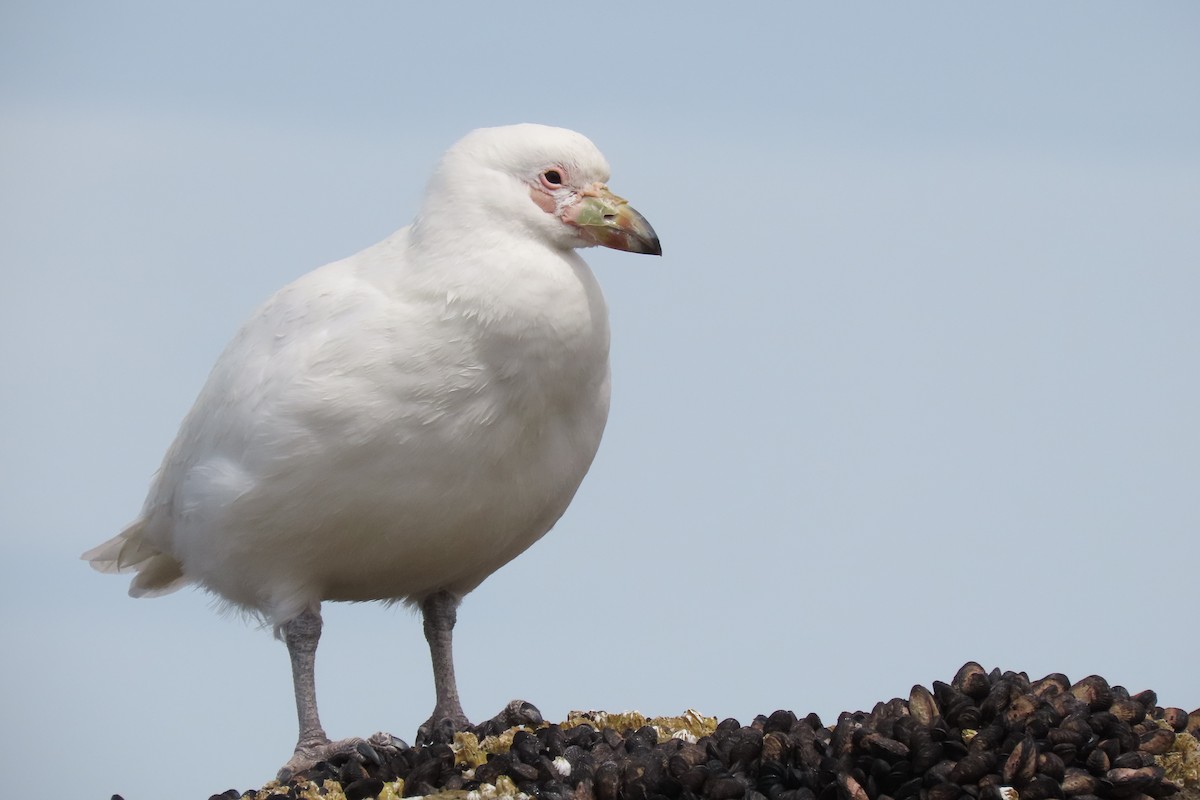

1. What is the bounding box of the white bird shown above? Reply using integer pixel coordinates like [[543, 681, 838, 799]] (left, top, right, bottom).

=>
[[82, 123, 660, 776]]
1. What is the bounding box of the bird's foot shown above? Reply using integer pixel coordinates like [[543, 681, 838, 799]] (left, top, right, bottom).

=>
[[276, 734, 398, 783], [416, 708, 471, 745], [473, 698, 544, 738], [416, 698, 545, 745]]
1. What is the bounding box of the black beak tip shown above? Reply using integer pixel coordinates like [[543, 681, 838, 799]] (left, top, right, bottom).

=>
[[638, 231, 663, 256]]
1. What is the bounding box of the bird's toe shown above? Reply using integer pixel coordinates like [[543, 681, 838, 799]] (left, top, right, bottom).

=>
[[276, 735, 373, 783], [472, 699, 544, 739]]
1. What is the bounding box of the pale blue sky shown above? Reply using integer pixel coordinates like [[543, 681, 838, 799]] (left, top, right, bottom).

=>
[[2, 3, 1198, 799]]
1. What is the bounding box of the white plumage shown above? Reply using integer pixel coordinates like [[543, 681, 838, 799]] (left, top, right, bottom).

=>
[[83, 123, 660, 773]]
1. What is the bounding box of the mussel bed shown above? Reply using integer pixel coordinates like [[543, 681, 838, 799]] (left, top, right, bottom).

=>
[[200, 663, 1200, 800]]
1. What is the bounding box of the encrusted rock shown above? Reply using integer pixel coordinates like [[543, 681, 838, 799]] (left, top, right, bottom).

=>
[[205, 665, 1195, 800]]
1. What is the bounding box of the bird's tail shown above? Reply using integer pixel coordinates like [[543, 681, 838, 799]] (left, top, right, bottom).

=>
[[81, 520, 188, 598]]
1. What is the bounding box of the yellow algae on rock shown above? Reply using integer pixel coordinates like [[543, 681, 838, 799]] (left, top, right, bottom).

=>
[[564, 709, 648, 732], [651, 709, 720, 742], [320, 778, 347, 800], [454, 730, 488, 768], [563, 708, 717, 743], [478, 726, 531, 756], [247, 779, 328, 800], [377, 779, 406, 800], [492, 774, 524, 799], [1159, 728, 1200, 788]]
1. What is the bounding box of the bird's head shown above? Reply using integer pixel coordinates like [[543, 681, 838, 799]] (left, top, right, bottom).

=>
[[419, 123, 661, 257]]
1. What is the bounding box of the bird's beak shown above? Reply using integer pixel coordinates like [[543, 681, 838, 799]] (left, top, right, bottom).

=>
[[564, 184, 662, 256]]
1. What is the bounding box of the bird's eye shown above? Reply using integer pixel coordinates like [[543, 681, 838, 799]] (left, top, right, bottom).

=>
[[540, 170, 564, 189]]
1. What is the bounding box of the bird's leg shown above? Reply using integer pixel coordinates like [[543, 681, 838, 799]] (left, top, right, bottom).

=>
[[415, 592, 545, 743], [277, 607, 369, 782], [416, 590, 470, 742], [285, 607, 329, 753]]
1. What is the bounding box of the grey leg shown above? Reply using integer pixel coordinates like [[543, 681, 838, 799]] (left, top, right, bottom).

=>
[[417, 590, 469, 741], [275, 606, 389, 782], [280, 606, 371, 781], [285, 607, 329, 753]]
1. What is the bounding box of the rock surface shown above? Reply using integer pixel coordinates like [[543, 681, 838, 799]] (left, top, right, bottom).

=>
[[121, 663, 1200, 800]]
